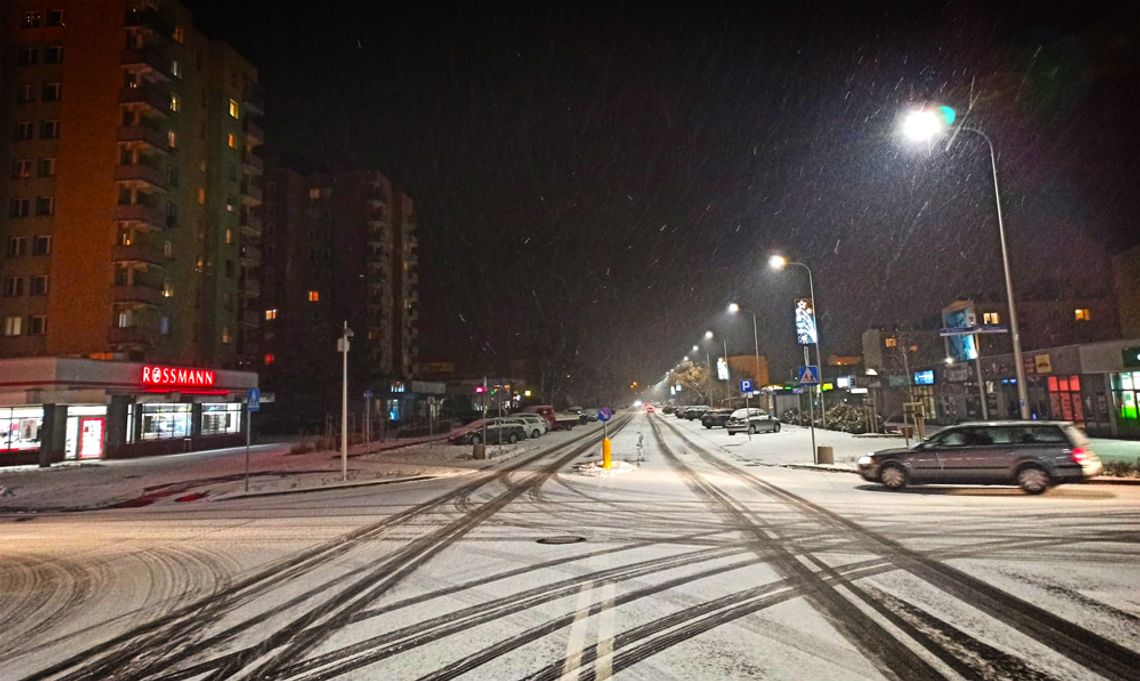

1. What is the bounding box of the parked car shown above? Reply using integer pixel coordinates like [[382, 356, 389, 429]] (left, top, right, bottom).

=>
[[662, 405, 676, 414], [701, 408, 734, 429], [523, 405, 578, 431], [513, 413, 548, 438], [857, 421, 1102, 494], [680, 406, 711, 420], [726, 408, 781, 435], [582, 408, 600, 422], [449, 419, 527, 445]]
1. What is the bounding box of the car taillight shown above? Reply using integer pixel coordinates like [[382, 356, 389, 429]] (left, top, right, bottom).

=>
[[1071, 447, 1090, 464]]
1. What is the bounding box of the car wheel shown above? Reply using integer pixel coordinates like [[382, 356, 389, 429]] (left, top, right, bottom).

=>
[[728, 431, 736, 436], [532, 429, 541, 439], [1017, 465, 1049, 495], [772, 422, 781, 433], [508, 432, 519, 444], [880, 464, 907, 490], [704, 424, 711, 429], [748, 425, 756, 435], [471, 434, 482, 445]]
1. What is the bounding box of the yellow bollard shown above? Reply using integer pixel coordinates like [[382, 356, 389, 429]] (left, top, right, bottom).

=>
[[602, 438, 612, 469]]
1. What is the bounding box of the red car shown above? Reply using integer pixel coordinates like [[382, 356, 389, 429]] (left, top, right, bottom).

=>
[[646, 405, 656, 413]]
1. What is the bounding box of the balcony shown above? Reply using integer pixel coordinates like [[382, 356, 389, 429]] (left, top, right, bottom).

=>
[[240, 179, 263, 204], [243, 83, 266, 115], [242, 154, 264, 175], [114, 163, 168, 190], [118, 83, 171, 116], [243, 278, 261, 299], [112, 284, 164, 306], [112, 203, 167, 230], [109, 325, 161, 347], [120, 47, 171, 81], [243, 119, 264, 144], [123, 8, 174, 38], [239, 243, 261, 263], [112, 243, 166, 267], [239, 210, 262, 236], [117, 125, 170, 153]]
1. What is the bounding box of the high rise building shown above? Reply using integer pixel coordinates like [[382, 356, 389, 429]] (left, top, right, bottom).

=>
[[0, 0, 264, 368], [260, 165, 418, 427]]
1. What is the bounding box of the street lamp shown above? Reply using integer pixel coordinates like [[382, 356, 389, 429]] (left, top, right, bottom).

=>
[[769, 254, 826, 427], [728, 302, 762, 392], [900, 107, 1030, 419]]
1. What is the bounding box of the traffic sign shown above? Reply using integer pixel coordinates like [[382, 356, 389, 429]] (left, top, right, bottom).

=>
[[796, 365, 820, 386], [739, 379, 753, 394], [247, 387, 261, 412], [598, 407, 613, 422]]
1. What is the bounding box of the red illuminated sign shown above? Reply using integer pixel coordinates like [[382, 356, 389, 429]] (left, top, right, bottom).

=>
[[141, 365, 217, 388]]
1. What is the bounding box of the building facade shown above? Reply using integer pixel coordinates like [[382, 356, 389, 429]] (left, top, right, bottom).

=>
[[0, 1, 263, 464], [259, 165, 419, 429], [0, 0, 264, 368]]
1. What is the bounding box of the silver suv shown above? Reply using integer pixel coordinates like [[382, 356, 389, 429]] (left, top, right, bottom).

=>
[[858, 421, 1102, 494]]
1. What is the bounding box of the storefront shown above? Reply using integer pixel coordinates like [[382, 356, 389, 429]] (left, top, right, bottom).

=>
[[0, 357, 257, 466]]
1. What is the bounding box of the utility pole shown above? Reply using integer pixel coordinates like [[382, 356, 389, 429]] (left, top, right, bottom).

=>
[[338, 321, 353, 481]]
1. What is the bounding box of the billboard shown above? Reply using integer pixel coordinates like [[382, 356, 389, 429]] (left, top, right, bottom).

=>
[[942, 300, 978, 361], [795, 298, 818, 346], [913, 369, 935, 386], [716, 357, 730, 381]]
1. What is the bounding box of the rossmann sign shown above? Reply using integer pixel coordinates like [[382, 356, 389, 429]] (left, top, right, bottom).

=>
[[140, 365, 217, 388]]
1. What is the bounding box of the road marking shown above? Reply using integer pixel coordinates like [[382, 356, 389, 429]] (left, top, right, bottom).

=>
[[560, 579, 595, 680], [594, 581, 617, 679]]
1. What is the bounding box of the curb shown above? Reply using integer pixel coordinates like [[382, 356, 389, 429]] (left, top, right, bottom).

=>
[[214, 474, 442, 501]]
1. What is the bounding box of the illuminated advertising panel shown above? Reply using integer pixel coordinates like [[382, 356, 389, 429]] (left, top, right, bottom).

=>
[[140, 365, 217, 389], [795, 298, 817, 346], [942, 300, 978, 361]]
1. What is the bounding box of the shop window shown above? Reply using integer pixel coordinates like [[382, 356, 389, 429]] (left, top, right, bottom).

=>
[[202, 403, 241, 436], [1074, 308, 1091, 322], [139, 404, 191, 441], [1, 407, 43, 452]]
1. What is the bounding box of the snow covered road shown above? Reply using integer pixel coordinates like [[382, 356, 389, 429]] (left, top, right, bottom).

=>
[[1, 412, 1137, 680]]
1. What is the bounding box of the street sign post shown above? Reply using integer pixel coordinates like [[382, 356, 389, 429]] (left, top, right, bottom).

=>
[[247, 387, 260, 412], [243, 388, 259, 492], [739, 379, 754, 441]]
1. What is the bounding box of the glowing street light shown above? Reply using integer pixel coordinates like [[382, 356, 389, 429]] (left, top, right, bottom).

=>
[[704, 330, 714, 340], [768, 254, 787, 270], [899, 104, 1029, 419]]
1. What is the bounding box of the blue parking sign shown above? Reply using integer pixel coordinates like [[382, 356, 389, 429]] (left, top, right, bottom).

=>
[[739, 379, 753, 394]]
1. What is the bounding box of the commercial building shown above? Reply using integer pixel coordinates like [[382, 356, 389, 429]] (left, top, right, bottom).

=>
[[0, 1, 263, 463], [1114, 244, 1140, 338], [259, 165, 419, 429]]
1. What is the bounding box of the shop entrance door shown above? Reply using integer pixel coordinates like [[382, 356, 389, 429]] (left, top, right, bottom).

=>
[[77, 417, 105, 459]]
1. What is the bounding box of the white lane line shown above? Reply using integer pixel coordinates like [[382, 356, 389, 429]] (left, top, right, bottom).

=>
[[594, 581, 617, 679], [560, 579, 595, 681]]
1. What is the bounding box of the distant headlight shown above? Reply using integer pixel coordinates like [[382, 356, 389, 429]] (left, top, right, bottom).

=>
[[857, 455, 873, 466]]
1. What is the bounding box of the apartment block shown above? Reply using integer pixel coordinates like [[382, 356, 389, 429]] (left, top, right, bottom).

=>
[[0, 0, 264, 368], [260, 165, 419, 426]]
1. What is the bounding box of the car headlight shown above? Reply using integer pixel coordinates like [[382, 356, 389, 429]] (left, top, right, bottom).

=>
[[857, 455, 873, 466]]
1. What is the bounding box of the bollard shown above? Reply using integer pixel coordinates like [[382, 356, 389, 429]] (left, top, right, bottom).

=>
[[602, 438, 612, 469], [817, 445, 834, 465], [472, 443, 486, 460]]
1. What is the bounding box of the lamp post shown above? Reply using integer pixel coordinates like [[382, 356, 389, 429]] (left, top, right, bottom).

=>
[[901, 108, 1029, 419], [769, 254, 826, 428], [728, 302, 762, 391], [337, 321, 354, 481], [700, 333, 715, 404]]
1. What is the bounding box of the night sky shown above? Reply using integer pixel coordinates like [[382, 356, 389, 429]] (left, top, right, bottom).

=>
[[189, 0, 1139, 395]]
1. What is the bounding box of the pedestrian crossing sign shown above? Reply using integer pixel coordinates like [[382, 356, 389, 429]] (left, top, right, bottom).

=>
[[796, 365, 820, 386]]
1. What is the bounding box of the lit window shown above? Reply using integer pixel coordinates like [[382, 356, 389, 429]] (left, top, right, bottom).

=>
[[163, 240, 173, 258], [227, 133, 237, 148], [221, 326, 232, 344], [228, 99, 240, 119], [264, 353, 275, 366], [983, 312, 1001, 325], [173, 26, 185, 44], [308, 188, 321, 200], [160, 316, 171, 335], [884, 337, 897, 348], [4, 316, 23, 336], [264, 308, 278, 320], [197, 187, 206, 205], [170, 94, 180, 112], [308, 290, 320, 302], [225, 228, 233, 244], [161, 281, 174, 298], [22, 11, 42, 28], [168, 130, 177, 148], [1074, 308, 1091, 322], [171, 60, 182, 78]]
